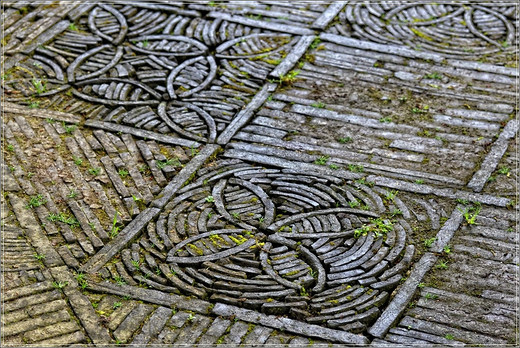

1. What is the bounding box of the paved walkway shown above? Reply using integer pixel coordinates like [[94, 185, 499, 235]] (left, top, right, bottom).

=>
[[1, 1, 518, 346]]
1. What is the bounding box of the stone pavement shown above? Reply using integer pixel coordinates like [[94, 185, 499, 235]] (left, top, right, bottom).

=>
[[1, 1, 518, 346]]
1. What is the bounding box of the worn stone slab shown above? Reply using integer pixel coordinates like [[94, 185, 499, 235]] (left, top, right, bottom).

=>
[[320, 33, 445, 63], [212, 303, 369, 345], [208, 12, 314, 35], [49, 266, 113, 344], [468, 118, 518, 192], [87, 281, 212, 314], [367, 176, 512, 207], [368, 253, 438, 338], [269, 35, 315, 78], [312, 2, 347, 29], [4, 102, 82, 124], [8, 194, 63, 267], [85, 120, 199, 147]]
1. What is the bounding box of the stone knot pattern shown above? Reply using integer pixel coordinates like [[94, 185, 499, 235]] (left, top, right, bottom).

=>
[[4, 3, 296, 144], [112, 160, 433, 332], [334, 3, 517, 58]]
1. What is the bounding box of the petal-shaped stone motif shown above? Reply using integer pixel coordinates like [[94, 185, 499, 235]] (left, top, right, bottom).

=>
[[337, 3, 517, 57], [108, 160, 441, 332], [88, 4, 128, 45]]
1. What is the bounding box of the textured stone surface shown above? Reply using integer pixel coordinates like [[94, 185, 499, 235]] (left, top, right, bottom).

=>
[[1, 1, 518, 347]]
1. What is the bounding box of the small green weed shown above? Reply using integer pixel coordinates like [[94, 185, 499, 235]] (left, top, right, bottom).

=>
[[458, 204, 480, 225], [88, 167, 101, 176], [73, 157, 83, 166], [156, 157, 181, 169], [47, 212, 80, 227], [338, 137, 352, 143], [52, 281, 68, 289], [110, 212, 120, 238], [424, 237, 436, 248], [118, 169, 129, 178], [436, 260, 449, 269], [26, 194, 47, 209], [31, 78, 46, 94], [425, 72, 442, 79], [347, 164, 364, 173], [498, 166, 510, 175], [314, 156, 329, 165], [349, 200, 360, 208]]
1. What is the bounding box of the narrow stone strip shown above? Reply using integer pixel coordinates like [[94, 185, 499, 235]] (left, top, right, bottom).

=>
[[223, 148, 365, 180], [80, 207, 160, 274], [152, 144, 221, 208], [429, 205, 465, 253], [368, 252, 438, 338], [8, 194, 64, 267], [467, 118, 518, 192], [217, 83, 277, 145], [4, 102, 82, 124], [269, 35, 315, 79], [366, 175, 512, 207], [84, 120, 199, 147], [320, 33, 445, 63], [207, 12, 314, 35], [21, 20, 71, 54], [211, 303, 369, 345], [311, 1, 347, 29], [82, 145, 220, 272], [49, 266, 112, 344], [87, 281, 212, 314]]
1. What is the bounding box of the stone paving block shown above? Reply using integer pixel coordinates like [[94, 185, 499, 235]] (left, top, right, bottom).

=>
[[1, 1, 518, 347]]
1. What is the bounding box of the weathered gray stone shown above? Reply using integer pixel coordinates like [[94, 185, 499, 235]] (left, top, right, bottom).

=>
[[212, 303, 369, 344]]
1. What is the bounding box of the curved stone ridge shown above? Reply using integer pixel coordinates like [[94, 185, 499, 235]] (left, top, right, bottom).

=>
[[2, 3, 296, 144], [332, 3, 517, 60], [101, 160, 441, 334]]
